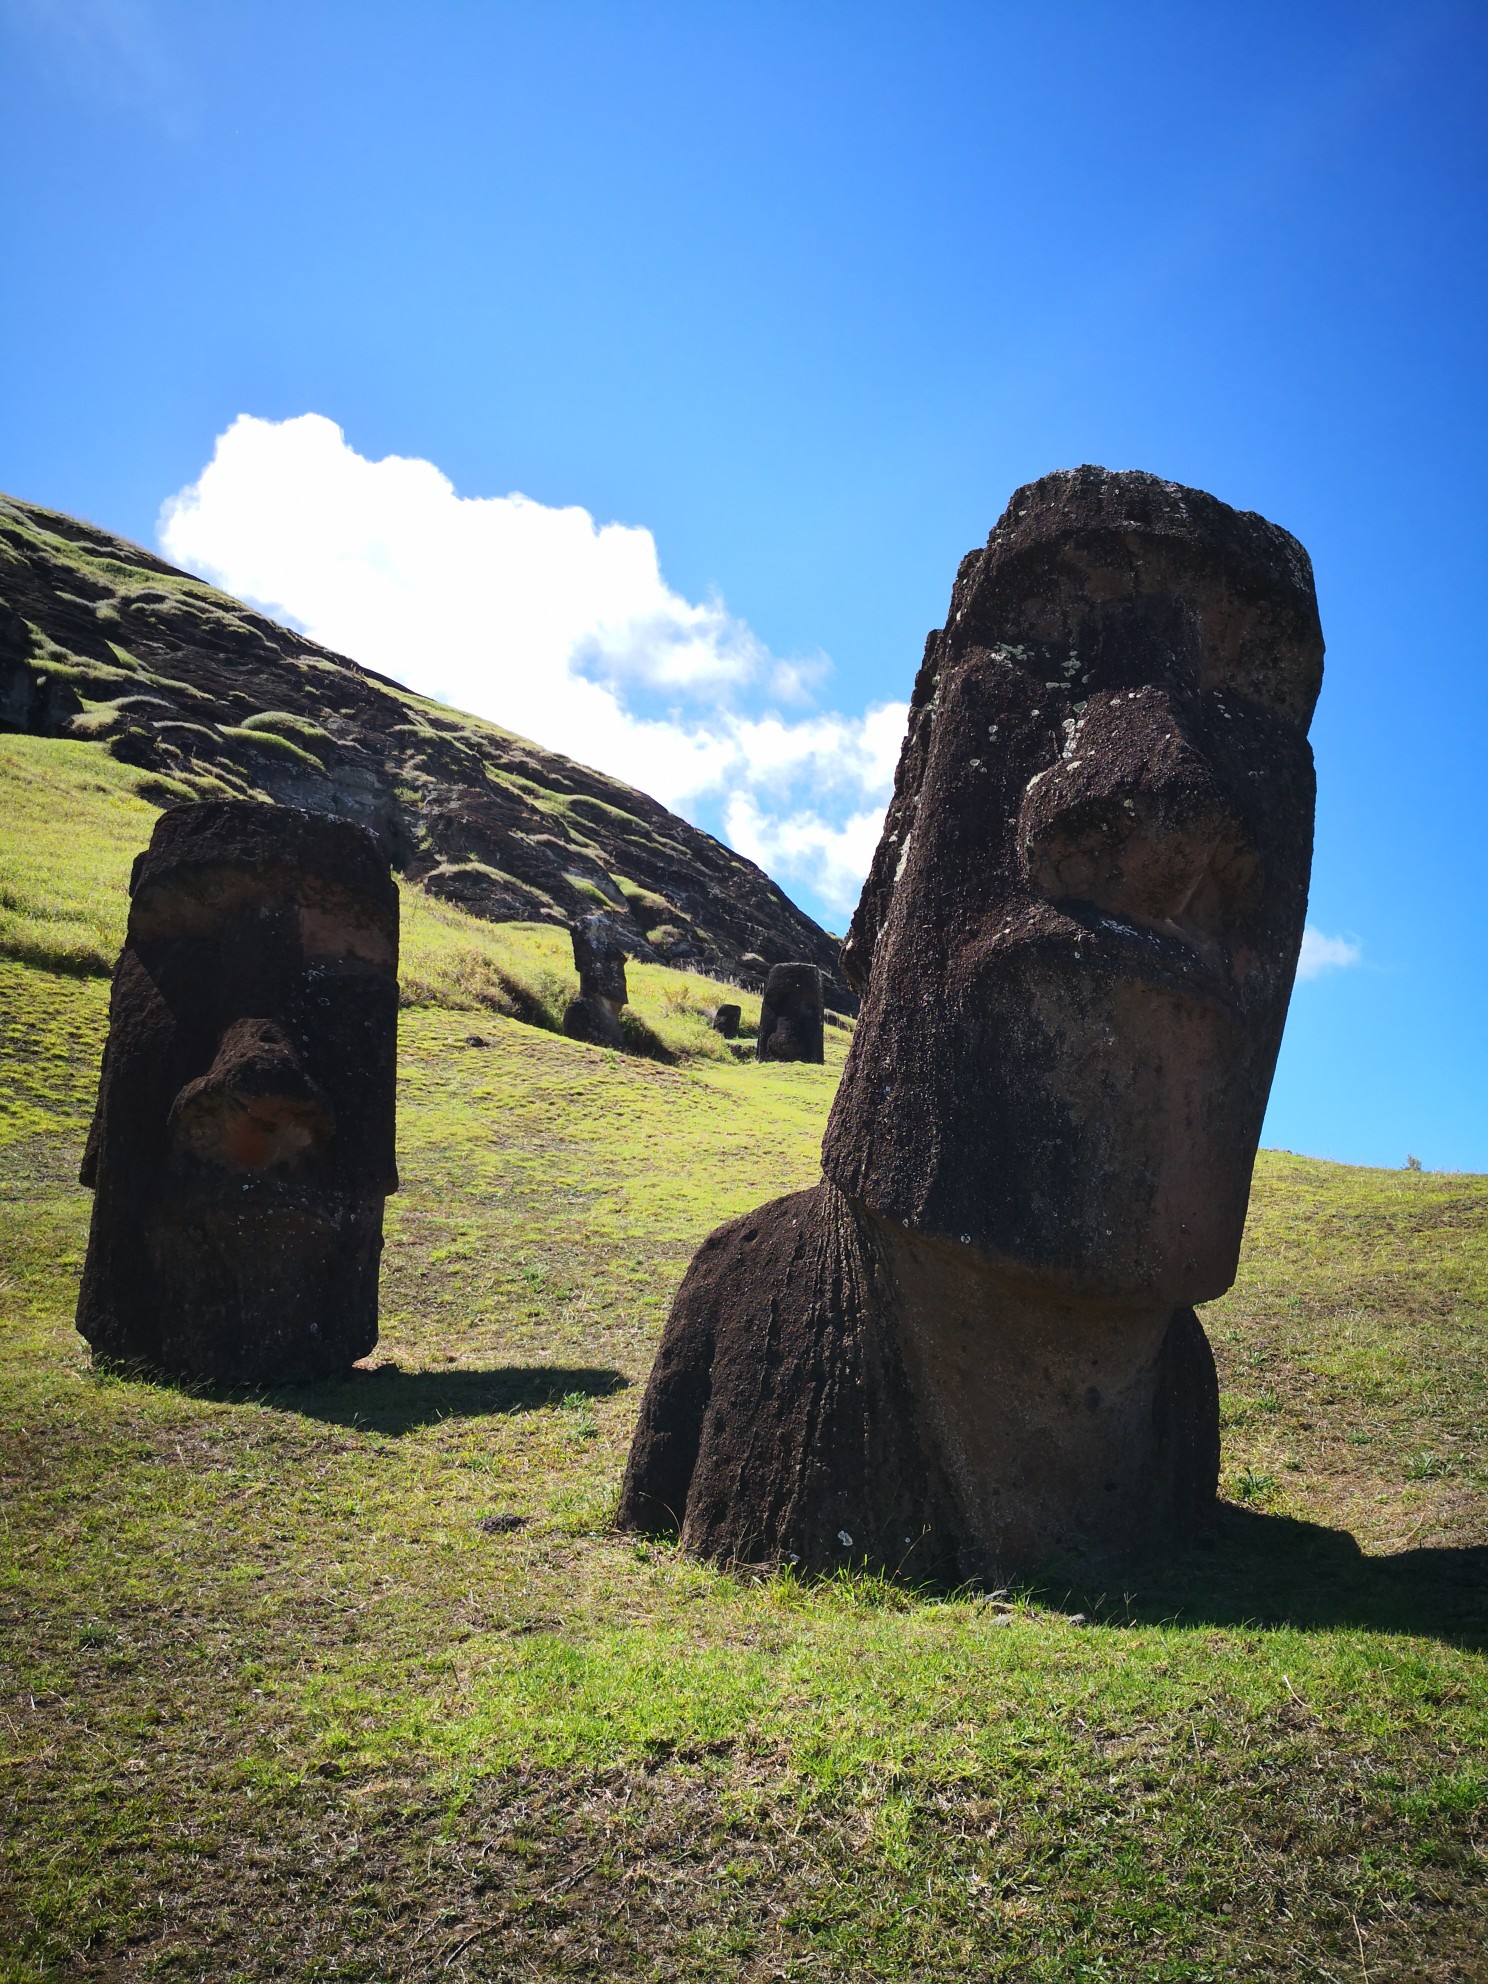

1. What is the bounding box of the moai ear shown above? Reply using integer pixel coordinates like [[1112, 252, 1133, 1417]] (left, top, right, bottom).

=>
[[168, 1018, 335, 1173]]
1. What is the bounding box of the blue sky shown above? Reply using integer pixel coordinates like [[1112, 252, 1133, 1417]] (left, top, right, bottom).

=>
[[1, 0, 1484, 1170]]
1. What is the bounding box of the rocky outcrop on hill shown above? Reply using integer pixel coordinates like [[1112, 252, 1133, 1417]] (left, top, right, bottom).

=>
[[0, 491, 852, 1005]]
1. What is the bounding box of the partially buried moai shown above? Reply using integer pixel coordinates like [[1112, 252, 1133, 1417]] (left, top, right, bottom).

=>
[[755, 963, 824, 1064], [76, 801, 399, 1385], [619, 467, 1323, 1580], [562, 912, 630, 1049]]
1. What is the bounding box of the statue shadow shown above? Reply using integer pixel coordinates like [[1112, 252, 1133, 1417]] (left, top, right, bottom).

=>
[[1043, 1505, 1488, 1651], [264, 1363, 629, 1436]]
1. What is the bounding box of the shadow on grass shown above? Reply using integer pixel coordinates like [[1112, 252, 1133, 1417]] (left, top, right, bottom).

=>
[[265, 1363, 630, 1435], [726, 1507, 1488, 1649], [1048, 1505, 1488, 1650]]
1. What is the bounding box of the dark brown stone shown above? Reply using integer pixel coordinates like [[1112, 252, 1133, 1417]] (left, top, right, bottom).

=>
[[710, 1003, 741, 1038], [561, 912, 629, 1049], [620, 467, 1323, 1580], [755, 964, 824, 1064], [76, 800, 399, 1384]]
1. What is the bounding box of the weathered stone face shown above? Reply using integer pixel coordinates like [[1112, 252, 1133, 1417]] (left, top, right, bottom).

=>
[[571, 912, 629, 1006], [76, 801, 400, 1384], [710, 1003, 742, 1039], [619, 468, 1322, 1580], [755, 963, 825, 1064], [562, 912, 630, 1049], [827, 467, 1322, 1305]]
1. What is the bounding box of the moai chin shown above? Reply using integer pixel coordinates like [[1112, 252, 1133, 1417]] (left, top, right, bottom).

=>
[[562, 913, 630, 1049], [76, 801, 400, 1385], [619, 467, 1323, 1581], [755, 963, 825, 1064]]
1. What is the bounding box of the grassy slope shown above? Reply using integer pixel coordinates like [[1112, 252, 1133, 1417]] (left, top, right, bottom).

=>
[[1, 493, 845, 987], [1, 737, 1485, 1982]]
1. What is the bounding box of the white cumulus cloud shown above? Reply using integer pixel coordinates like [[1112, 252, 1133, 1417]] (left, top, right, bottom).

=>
[[1297, 925, 1363, 981], [159, 413, 904, 922]]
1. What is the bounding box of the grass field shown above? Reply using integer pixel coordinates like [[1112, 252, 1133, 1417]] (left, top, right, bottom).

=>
[[1, 735, 1485, 1981]]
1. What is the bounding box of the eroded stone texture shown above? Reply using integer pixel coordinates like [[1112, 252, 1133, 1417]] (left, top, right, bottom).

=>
[[620, 467, 1323, 1580], [562, 913, 630, 1049], [755, 964, 825, 1064], [76, 801, 399, 1384], [711, 1003, 742, 1039]]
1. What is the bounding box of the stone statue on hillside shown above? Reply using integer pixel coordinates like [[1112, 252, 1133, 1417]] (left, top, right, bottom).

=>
[[710, 1003, 742, 1039], [618, 466, 1323, 1581], [755, 963, 825, 1064], [76, 801, 400, 1385], [562, 912, 631, 1049]]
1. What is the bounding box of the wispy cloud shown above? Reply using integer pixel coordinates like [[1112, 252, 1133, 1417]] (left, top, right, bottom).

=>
[[1297, 925, 1363, 981], [159, 414, 905, 921]]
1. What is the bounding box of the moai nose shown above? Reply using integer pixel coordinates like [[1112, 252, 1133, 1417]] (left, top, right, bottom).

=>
[[168, 1018, 336, 1172], [1017, 688, 1258, 939]]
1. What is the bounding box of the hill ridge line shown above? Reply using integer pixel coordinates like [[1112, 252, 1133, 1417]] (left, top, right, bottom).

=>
[[0, 489, 854, 1006]]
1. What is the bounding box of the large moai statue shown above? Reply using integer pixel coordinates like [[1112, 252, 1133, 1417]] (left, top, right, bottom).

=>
[[755, 963, 825, 1064], [619, 468, 1323, 1581], [562, 912, 631, 1049], [76, 801, 400, 1385]]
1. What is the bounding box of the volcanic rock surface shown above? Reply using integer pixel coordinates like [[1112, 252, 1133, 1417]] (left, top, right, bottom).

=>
[[77, 800, 400, 1384], [0, 491, 851, 1004], [620, 465, 1324, 1583]]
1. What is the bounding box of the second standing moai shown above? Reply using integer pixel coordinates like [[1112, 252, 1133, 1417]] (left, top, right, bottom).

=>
[[562, 912, 631, 1049], [76, 801, 400, 1386], [755, 963, 825, 1063]]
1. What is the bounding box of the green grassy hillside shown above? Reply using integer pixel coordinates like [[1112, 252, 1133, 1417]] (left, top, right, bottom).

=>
[[1, 737, 1485, 1981], [0, 491, 853, 1003]]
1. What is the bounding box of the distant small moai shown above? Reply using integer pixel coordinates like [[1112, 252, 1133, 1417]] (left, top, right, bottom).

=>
[[755, 964, 824, 1064], [76, 801, 400, 1384], [562, 912, 630, 1049], [710, 1003, 742, 1039]]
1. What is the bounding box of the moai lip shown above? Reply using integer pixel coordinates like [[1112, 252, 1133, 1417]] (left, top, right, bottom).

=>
[[755, 963, 825, 1064], [76, 801, 400, 1386], [620, 467, 1323, 1581]]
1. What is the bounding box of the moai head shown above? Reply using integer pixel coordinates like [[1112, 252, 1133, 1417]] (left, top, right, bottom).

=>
[[825, 468, 1323, 1306], [756, 963, 825, 1064], [711, 1002, 742, 1039], [562, 912, 630, 1048], [76, 801, 399, 1383]]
